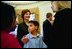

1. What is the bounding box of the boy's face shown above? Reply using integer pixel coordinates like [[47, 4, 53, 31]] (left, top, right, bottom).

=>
[[28, 23, 37, 33]]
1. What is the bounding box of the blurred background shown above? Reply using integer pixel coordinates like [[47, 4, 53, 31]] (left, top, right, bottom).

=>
[[2, 1, 71, 36]]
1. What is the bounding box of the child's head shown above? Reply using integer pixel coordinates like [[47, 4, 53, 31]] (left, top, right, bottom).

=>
[[28, 21, 39, 33]]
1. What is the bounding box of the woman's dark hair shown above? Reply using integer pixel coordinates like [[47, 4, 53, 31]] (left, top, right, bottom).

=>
[[21, 9, 31, 20], [46, 13, 52, 18], [28, 21, 39, 29], [1, 2, 16, 31]]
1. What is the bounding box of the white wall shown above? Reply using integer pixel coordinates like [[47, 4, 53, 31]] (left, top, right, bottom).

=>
[[38, 2, 53, 36]]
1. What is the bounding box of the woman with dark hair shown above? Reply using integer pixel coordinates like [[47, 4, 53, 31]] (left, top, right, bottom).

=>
[[17, 9, 31, 47], [1, 2, 21, 48]]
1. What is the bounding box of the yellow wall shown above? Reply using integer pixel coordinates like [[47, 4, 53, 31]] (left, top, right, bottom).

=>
[[14, 1, 54, 36]]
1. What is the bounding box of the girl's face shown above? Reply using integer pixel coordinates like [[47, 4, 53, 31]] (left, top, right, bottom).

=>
[[28, 23, 37, 33], [51, 1, 58, 12], [24, 12, 30, 21]]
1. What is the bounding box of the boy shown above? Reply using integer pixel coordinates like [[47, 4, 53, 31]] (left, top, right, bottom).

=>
[[23, 21, 47, 48]]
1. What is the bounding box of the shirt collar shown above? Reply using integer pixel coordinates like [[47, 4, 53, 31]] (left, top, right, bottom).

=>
[[29, 33, 40, 39]]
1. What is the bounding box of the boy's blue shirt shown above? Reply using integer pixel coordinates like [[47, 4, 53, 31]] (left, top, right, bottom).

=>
[[23, 33, 47, 48]]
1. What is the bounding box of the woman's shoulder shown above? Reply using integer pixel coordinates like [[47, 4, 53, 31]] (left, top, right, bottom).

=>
[[18, 22, 27, 27], [1, 33, 21, 48], [57, 8, 71, 14], [55, 8, 71, 18]]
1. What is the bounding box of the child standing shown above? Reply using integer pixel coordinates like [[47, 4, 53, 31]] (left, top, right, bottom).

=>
[[23, 21, 47, 48]]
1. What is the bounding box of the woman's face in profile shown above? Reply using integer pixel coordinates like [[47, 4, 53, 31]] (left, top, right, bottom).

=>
[[51, 1, 58, 12], [24, 12, 31, 21]]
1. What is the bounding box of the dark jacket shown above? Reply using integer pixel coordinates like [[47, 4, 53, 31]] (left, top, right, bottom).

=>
[[43, 19, 53, 47], [17, 21, 29, 47], [48, 8, 71, 48]]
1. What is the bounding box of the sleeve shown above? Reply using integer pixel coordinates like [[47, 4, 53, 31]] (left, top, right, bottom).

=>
[[43, 22, 48, 44], [8, 35, 22, 48], [23, 34, 30, 48], [42, 42, 48, 48], [17, 25, 24, 46], [39, 37, 47, 48], [17, 25, 22, 40], [43, 22, 48, 37]]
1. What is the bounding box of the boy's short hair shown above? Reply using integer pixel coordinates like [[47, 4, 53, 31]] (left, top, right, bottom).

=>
[[28, 21, 39, 28]]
